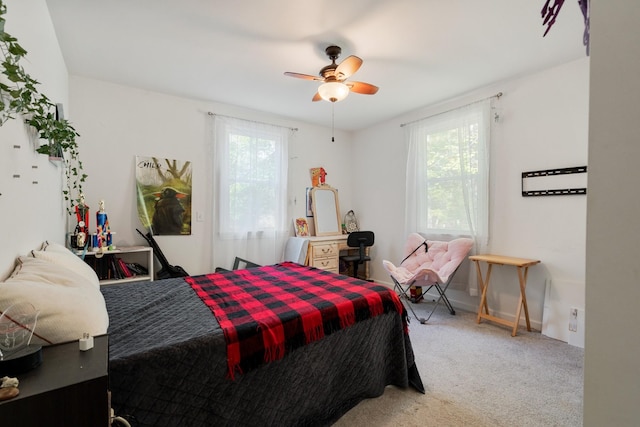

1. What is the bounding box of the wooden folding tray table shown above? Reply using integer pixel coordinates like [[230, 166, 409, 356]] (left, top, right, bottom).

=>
[[469, 254, 541, 336]]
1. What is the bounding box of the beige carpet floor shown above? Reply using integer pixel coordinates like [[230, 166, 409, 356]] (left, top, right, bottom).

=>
[[333, 303, 584, 426]]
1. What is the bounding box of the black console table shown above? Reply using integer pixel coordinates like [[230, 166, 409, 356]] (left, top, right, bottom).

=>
[[0, 335, 109, 427]]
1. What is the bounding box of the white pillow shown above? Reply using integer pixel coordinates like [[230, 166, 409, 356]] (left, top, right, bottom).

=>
[[32, 241, 99, 289], [0, 244, 109, 345], [0, 279, 109, 346], [9, 256, 90, 289], [41, 241, 73, 254]]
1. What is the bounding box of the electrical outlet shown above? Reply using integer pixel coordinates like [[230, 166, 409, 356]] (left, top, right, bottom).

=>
[[569, 308, 578, 332]]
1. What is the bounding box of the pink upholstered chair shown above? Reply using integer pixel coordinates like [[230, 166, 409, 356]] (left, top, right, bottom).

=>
[[383, 234, 474, 324]]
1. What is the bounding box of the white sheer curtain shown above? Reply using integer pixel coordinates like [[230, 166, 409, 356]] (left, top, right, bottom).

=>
[[211, 115, 290, 270], [404, 99, 491, 253]]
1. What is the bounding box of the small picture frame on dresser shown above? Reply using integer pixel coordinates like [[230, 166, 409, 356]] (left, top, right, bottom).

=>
[[294, 218, 309, 237]]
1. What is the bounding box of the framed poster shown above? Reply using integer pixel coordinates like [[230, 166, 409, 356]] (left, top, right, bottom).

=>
[[135, 156, 192, 235]]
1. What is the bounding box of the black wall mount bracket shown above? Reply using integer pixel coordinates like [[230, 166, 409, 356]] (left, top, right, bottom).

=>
[[522, 166, 587, 197]]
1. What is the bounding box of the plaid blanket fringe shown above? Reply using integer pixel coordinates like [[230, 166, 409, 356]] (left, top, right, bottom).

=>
[[185, 262, 406, 379]]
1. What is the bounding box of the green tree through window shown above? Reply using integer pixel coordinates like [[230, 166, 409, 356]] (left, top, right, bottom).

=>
[[423, 124, 479, 232], [225, 133, 281, 232], [405, 99, 490, 242]]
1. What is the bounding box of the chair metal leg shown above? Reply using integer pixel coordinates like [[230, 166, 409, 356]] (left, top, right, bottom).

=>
[[392, 277, 456, 324], [391, 277, 428, 324], [422, 282, 455, 322]]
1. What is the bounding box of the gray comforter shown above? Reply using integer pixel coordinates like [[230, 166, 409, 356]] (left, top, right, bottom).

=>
[[102, 275, 423, 427]]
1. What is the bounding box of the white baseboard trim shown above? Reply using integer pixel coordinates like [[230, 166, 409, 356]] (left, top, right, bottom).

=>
[[423, 290, 543, 331], [378, 279, 543, 331]]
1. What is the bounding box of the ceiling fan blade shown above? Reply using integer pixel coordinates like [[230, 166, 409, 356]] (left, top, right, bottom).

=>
[[312, 92, 322, 102], [347, 81, 379, 95], [284, 72, 322, 81], [335, 55, 362, 80]]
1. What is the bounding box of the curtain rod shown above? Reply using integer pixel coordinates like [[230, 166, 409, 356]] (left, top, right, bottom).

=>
[[399, 92, 503, 128], [208, 112, 298, 132]]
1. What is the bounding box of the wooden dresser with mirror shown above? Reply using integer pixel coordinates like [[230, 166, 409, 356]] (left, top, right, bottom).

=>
[[306, 185, 370, 279]]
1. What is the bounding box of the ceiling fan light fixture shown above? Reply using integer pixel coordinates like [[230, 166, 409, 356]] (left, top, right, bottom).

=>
[[318, 81, 349, 103]]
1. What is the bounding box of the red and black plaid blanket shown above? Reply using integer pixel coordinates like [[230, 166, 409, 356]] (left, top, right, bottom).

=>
[[185, 262, 406, 379]]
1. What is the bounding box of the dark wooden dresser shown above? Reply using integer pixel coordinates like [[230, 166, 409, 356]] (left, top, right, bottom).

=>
[[0, 334, 109, 427]]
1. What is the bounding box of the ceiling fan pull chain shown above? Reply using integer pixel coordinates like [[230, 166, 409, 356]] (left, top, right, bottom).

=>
[[331, 103, 335, 142]]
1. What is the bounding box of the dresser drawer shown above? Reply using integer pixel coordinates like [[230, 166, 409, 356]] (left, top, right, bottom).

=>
[[305, 235, 370, 279], [311, 243, 339, 259], [311, 256, 339, 271]]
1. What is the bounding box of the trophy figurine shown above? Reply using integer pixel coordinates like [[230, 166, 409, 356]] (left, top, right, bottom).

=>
[[95, 200, 113, 252], [72, 194, 89, 249]]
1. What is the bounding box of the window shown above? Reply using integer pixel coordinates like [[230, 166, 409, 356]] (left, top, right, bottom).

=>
[[405, 100, 490, 246], [214, 117, 289, 236], [212, 115, 290, 268]]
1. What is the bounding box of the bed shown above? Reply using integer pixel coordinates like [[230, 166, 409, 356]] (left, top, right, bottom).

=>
[[102, 262, 423, 426], [0, 243, 423, 427]]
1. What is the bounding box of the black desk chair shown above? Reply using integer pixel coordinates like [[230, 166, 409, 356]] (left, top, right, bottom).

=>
[[340, 231, 374, 280]]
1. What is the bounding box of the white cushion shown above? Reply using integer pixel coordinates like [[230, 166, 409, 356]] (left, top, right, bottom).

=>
[[383, 236, 474, 285], [1, 246, 109, 346], [41, 241, 72, 254], [0, 278, 109, 346], [32, 241, 99, 289], [9, 256, 89, 288]]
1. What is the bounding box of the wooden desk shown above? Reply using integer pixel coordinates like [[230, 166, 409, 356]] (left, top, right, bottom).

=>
[[469, 254, 540, 336], [306, 235, 370, 279]]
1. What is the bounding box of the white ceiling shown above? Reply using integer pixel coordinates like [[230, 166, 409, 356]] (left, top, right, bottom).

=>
[[44, 0, 587, 131]]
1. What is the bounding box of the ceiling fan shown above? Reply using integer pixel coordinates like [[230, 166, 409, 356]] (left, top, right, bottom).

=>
[[284, 45, 379, 103]]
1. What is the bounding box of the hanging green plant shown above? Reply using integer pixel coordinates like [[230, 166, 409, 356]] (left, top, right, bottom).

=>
[[0, 0, 86, 214]]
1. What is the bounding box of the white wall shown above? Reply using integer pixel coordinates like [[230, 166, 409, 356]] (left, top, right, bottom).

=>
[[353, 57, 590, 340], [68, 76, 355, 275], [0, 0, 69, 278], [1, 36, 589, 345], [11, 4, 640, 422], [584, 1, 640, 425], [1, 0, 589, 346]]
